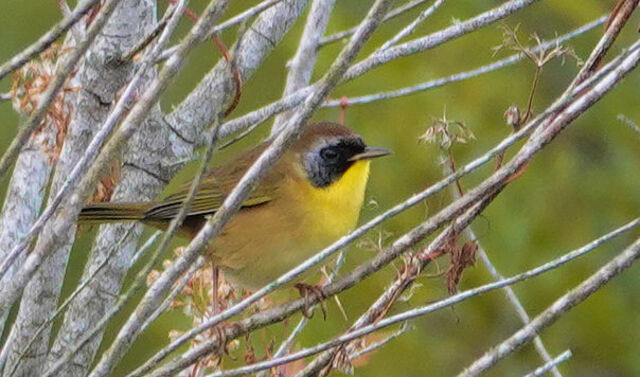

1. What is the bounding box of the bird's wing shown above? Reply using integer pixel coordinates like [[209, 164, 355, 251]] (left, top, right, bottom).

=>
[[144, 148, 282, 221]]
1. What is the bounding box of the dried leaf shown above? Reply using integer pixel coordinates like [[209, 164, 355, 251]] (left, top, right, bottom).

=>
[[446, 241, 478, 295]]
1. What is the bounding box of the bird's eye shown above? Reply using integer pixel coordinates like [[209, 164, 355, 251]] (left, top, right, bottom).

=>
[[320, 147, 339, 162]]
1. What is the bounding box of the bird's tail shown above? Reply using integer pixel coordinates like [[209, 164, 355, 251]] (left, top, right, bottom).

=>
[[78, 202, 154, 224]]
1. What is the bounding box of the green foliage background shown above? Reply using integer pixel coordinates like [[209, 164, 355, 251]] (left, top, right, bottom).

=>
[[1, 1, 639, 376]]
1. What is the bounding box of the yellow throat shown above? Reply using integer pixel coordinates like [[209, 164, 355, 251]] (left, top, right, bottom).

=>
[[303, 159, 372, 239]]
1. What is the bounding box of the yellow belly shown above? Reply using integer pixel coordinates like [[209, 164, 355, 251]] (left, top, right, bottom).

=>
[[210, 160, 371, 290]]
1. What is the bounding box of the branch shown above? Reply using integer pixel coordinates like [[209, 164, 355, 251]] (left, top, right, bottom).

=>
[[319, 0, 431, 47], [618, 114, 640, 139], [522, 350, 573, 377], [156, 0, 286, 63], [2, 226, 136, 377], [0, 1, 138, 376], [376, 0, 447, 51], [569, 0, 639, 87], [0, 0, 98, 81], [85, 114, 223, 377], [131, 39, 640, 376], [0, 94, 58, 339], [442, 164, 562, 376], [163, 0, 309, 155], [214, 0, 542, 144], [323, 15, 606, 107], [33, 2, 231, 375], [190, 219, 640, 377], [43, 2, 193, 376], [272, 0, 335, 134], [0, 0, 115, 180], [457, 235, 640, 376]]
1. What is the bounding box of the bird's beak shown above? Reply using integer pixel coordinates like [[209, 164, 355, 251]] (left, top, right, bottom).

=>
[[349, 146, 392, 161]]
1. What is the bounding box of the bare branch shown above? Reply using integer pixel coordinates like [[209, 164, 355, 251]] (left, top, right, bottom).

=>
[[0, 0, 115, 181], [618, 114, 640, 139], [523, 350, 573, 377], [439, 144, 562, 377], [2, 226, 136, 377], [569, 0, 639, 87], [319, 0, 431, 47], [131, 40, 640, 376], [156, 0, 286, 63], [163, 0, 309, 157], [191, 219, 640, 377], [457, 235, 640, 376], [348, 322, 413, 361], [215, 0, 542, 144], [0, 101, 58, 339], [56, 0, 85, 43], [272, 0, 335, 134], [43, 2, 191, 375], [377, 0, 447, 51], [85, 114, 222, 377], [323, 15, 606, 107], [0, 0, 97, 81], [35, 3, 231, 376]]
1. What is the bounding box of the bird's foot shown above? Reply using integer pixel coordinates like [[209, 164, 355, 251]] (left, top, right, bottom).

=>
[[295, 283, 327, 320]]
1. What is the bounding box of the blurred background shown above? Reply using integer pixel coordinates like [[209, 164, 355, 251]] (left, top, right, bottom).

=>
[[1, 1, 639, 376]]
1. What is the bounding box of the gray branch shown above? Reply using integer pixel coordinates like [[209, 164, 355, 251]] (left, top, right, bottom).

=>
[[457, 235, 640, 376], [128, 38, 640, 376], [192, 219, 640, 377], [0, 1, 154, 376], [319, 0, 430, 47], [0, 0, 98, 81], [45, 2, 181, 375], [0, 113, 56, 338], [522, 350, 573, 377], [164, 0, 310, 158], [376, 0, 447, 51], [323, 15, 606, 107], [213, 0, 542, 145], [272, 0, 335, 134], [0, 0, 115, 181]]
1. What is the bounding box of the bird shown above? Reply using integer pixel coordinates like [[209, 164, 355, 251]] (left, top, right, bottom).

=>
[[78, 122, 390, 291]]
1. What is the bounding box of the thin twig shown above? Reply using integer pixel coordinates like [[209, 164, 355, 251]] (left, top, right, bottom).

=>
[[0, 0, 188, 286], [569, 0, 639, 88], [0, 0, 98, 81], [348, 322, 412, 360], [319, 0, 431, 47], [272, 0, 335, 133], [156, 0, 285, 63], [131, 42, 640, 376], [457, 235, 640, 376], [140, 257, 207, 333], [377, 0, 447, 51], [323, 16, 606, 107], [441, 151, 562, 377], [197, 222, 640, 377], [617, 114, 640, 139], [214, 0, 544, 144], [522, 350, 573, 377], [0, 0, 117, 181], [57, 0, 85, 43], [129, 231, 163, 267], [255, 251, 347, 377], [2, 225, 137, 377], [122, 4, 178, 62]]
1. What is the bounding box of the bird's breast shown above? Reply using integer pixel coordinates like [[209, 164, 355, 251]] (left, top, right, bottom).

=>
[[210, 160, 372, 289]]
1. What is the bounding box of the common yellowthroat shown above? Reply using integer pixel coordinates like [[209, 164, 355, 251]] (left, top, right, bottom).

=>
[[79, 122, 390, 289]]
